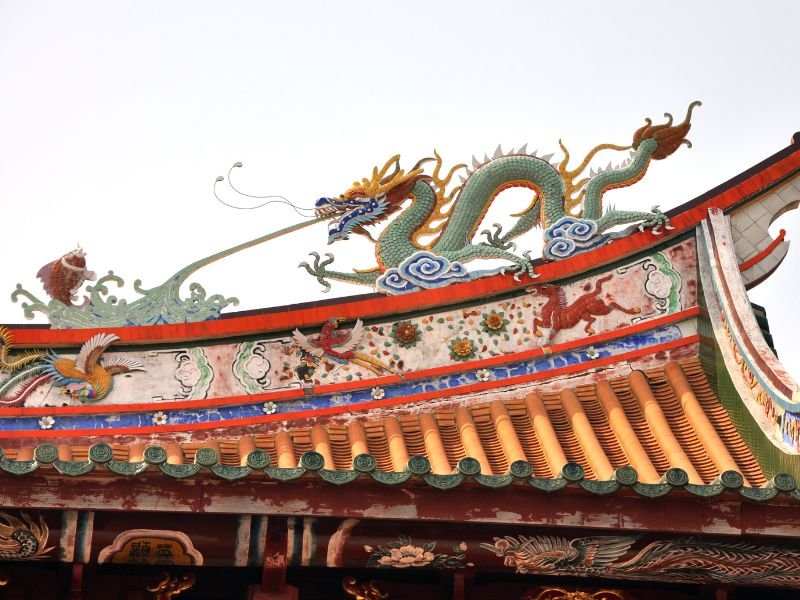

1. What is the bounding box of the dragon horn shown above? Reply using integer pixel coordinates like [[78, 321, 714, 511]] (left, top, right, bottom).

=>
[[376, 155, 402, 183], [411, 156, 436, 171]]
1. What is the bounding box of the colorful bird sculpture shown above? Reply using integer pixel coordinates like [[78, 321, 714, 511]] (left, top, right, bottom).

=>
[[292, 318, 398, 376], [0, 330, 144, 405], [43, 333, 144, 401]]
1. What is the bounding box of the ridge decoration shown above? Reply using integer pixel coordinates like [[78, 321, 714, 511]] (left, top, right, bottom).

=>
[[304, 102, 700, 294]]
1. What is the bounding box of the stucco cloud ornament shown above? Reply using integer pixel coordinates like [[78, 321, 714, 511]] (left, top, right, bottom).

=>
[[174, 358, 202, 390], [644, 269, 672, 300]]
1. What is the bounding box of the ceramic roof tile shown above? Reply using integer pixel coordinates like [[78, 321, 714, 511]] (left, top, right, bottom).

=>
[[0, 359, 770, 488]]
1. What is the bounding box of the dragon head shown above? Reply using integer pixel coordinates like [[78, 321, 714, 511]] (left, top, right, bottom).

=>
[[632, 100, 701, 160], [315, 155, 427, 244]]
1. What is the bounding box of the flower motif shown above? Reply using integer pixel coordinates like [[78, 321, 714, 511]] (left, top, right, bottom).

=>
[[390, 320, 420, 348], [448, 337, 476, 361], [481, 310, 509, 336], [152, 411, 168, 426], [371, 386, 385, 400], [38, 416, 55, 430], [262, 401, 278, 414], [377, 544, 435, 568], [476, 368, 492, 382], [586, 346, 600, 360]]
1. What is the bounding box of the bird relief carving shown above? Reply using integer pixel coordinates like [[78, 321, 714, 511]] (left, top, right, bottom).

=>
[[0, 329, 144, 405]]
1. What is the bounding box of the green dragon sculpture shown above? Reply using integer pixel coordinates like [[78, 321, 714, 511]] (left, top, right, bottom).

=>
[[303, 102, 700, 294]]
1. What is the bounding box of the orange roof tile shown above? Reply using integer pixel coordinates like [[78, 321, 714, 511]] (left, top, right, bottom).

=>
[[1, 359, 768, 488]]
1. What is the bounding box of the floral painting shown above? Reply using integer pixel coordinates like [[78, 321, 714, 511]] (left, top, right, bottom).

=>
[[365, 534, 467, 569]]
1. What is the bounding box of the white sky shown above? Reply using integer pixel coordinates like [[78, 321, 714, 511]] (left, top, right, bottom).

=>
[[1, 1, 799, 375]]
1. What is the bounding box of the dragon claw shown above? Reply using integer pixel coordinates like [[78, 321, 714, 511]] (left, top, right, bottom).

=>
[[638, 207, 671, 236], [507, 251, 539, 281], [299, 252, 335, 292], [481, 223, 516, 252]]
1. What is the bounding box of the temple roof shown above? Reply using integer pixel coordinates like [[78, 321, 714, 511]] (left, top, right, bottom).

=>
[[3, 359, 787, 502]]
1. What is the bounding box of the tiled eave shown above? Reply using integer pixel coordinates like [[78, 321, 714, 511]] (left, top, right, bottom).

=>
[[0, 359, 793, 505], [2, 461, 800, 546], [2, 443, 795, 505]]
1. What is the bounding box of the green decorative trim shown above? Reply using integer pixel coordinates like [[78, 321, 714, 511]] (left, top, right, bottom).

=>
[[614, 466, 638, 486], [210, 464, 252, 481], [508, 460, 533, 479], [88, 443, 114, 464], [406, 456, 431, 475], [53, 460, 95, 477], [474, 474, 513, 488], [266, 466, 306, 481], [159, 463, 202, 479], [663, 468, 689, 487], [232, 341, 271, 393], [179, 348, 214, 399], [34, 444, 59, 464], [632, 482, 673, 498], [457, 457, 481, 476], [650, 251, 683, 312], [718, 470, 744, 490], [300, 451, 325, 471], [579, 480, 620, 495], [106, 460, 148, 476], [246, 449, 270, 470], [318, 469, 360, 486], [560, 463, 584, 482], [685, 483, 724, 497], [194, 447, 218, 467], [352, 454, 377, 473], [370, 471, 412, 485], [699, 316, 800, 479], [143, 446, 167, 465], [423, 473, 464, 490], [771, 473, 797, 492], [0, 459, 39, 475], [528, 477, 568, 492], [739, 486, 778, 502]]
